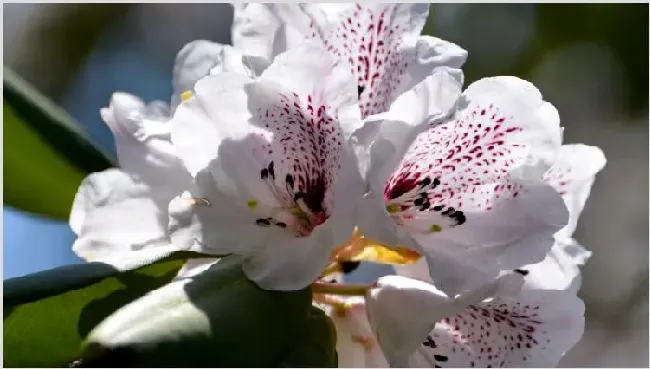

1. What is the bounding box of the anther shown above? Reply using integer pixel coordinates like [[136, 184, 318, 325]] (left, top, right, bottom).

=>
[[419, 177, 432, 187], [181, 191, 212, 206], [285, 174, 294, 189], [340, 261, 361, 274], [267, 161, 275, 179], [180, 90, 193, 102], [255, 218, 271, 226]]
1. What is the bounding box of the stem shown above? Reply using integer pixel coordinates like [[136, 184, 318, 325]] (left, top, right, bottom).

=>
[[312, 282, 369, 296]]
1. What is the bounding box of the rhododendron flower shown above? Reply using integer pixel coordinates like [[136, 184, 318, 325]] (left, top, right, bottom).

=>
[[69, 40, 258, 272], [232, 3, 467, 118], [167, 43, 367, 290], [358, 76, 569, 296]]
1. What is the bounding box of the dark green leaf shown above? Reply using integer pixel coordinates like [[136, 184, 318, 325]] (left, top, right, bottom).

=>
[[3, 67, 115, 220], [279, 307, 338, 368], [76, 257, 335, 367], [3, 257, 185, 367]]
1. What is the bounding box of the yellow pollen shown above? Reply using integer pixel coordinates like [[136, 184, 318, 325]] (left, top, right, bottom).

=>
[[180, 90, 193, 102], [247, 199, 259, 209], [386, 204, 401, 213], [429, 224, 442, 232]]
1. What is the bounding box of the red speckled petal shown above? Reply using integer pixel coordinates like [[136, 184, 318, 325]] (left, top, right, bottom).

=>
[[410, 290, 585, 368]]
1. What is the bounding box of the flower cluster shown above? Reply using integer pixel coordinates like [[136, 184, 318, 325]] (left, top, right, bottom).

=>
[[70, 3, 606, 367]]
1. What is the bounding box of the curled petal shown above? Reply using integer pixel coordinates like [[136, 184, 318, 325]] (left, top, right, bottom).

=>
[[100, 92, 189, 189], [71, 169, 179, 268], [517, 237, 592, 293], [543, 144, 606, 240]]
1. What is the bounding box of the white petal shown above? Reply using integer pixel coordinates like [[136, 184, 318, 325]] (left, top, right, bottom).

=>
[[171, 40, 226, 111], [408, 289, 585, 368], [411, 182, 568, 295], [167, 169, 275, 256], [376, 76, 565, 295], [100, 92, 190, 190], [71, 169, 179, 267], [172, 40, 270, 112], [356, 67, 463, 189], [259, 42, 362, 138], [241, 224, 336, 291], [171, 72, 253, 177], [543, 144, 606, 239], [365, 273, 524, 366], [231, 3, 284, 60]]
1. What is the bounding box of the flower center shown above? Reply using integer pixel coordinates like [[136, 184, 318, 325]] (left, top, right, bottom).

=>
[[248, 161, 328, 238]]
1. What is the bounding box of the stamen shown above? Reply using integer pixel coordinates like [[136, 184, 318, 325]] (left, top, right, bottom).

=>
[[181, 191, 211, 206], [247, 199, 259, 209], [285, 173, 294, 189], [341, 261, 361, 274], [357, 85, 365, 98], [180, 90, 193, 102], [312, 282, 369, 296], [429, 224, 442, 232], [386, 204, 401, 213], [255, 218, 271, 226]]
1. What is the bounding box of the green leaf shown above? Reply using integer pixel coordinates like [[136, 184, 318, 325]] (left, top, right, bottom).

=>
[[3, 67, 114, 220], [3, 257, 185, 367], [76, 257, 336, 367], [279, 307, 338, 367]]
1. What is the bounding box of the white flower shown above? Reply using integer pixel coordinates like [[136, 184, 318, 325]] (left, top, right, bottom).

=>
[[358, 76, 569, 296], [232, 3, 467, 118], [69, 40, 254, 271], [69, 94, 190, 270], [519, 144, 606, 292], [362, 255, 585, 368], [167, 43, 366, 291]]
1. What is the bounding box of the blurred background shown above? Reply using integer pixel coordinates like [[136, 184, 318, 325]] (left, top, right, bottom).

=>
[[3, 3, 648, 367]]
